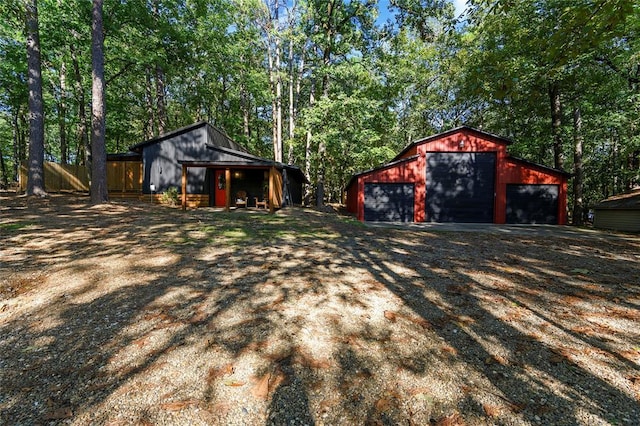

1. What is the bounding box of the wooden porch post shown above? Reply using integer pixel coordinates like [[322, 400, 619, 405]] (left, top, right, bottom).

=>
[[225, 168, 231, 212], [181, 164, 187, 211], [269, 166, 276, 214]]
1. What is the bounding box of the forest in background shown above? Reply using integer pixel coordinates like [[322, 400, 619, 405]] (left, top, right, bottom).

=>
[[0, 0, 638, 220]]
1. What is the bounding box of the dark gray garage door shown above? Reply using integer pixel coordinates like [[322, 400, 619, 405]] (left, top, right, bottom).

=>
[[426, 152, 495, 222], [364, 183, 414, 222], [506, 184, 559, 224]]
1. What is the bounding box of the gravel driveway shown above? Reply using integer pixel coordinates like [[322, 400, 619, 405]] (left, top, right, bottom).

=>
[[1, 194, 639, 425]]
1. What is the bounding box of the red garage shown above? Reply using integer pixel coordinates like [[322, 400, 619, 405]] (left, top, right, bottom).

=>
[[346, 127, 569, 224]]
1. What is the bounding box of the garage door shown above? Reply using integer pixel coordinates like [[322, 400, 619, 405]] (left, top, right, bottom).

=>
[[506, 184, 558, 224], [426, 153, 495, 222], [364, 183, 414, 222]]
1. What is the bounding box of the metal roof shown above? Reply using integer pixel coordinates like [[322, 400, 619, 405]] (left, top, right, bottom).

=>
[[595, 188, 640, 210]]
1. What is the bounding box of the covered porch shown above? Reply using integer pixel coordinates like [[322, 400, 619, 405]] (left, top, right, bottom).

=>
[[179, 161, 283, 213]]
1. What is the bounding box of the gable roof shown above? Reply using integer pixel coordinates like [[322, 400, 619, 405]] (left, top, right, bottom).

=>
[[392, 126, 513, 162], [128, 121, 247, 154], [595, 188, 640, 210]]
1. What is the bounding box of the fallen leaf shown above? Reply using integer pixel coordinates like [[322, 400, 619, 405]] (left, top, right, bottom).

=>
[[159, 399, 198, 411], [375, 398, 392, 412], [483, 403, 501, 417], [441, 345, 458, 356], [208, 364, 235, 383], [434, 412, 465, 426], [223, 379, 246, 387], [384, 310, 397, 322]]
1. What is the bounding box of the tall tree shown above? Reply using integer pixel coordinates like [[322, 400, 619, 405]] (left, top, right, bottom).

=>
[[25, 0, 46, 196], [90, 0, 107, 203]]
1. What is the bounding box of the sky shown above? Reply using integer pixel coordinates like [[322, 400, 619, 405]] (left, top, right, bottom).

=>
[[377, 0, 469, 24]]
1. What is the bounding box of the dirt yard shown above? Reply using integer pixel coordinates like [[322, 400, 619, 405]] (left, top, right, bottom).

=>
[[1, 194, 639, 425]]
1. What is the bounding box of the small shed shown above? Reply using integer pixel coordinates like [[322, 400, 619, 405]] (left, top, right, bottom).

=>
[[346, 126, 570, 224], [593, 189, 640, 232], [107, 121, 306, 209]]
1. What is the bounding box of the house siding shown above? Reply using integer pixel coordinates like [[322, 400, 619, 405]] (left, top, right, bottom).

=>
[[594, 210, 640, 232], [143, 126, 209, 194]]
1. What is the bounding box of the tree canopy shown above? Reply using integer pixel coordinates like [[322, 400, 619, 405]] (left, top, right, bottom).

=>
[[1, 0, 638, 216]]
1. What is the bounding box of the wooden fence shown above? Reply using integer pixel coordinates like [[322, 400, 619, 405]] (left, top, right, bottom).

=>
[[20, 161, 142, 193]]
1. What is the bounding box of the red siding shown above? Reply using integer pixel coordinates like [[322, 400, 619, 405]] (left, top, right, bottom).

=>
[[355, 157, 422, 221], [500, 158, 568, 224], [347, 128, 568, 224]]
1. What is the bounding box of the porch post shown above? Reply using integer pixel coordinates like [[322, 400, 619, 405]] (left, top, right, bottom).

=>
[[225, 168, 231, 212], [181, 164, 187, 211], [269, 166, 276, 214]]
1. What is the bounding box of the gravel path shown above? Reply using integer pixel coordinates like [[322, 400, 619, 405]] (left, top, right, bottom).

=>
[[1, 194, 639, 425]]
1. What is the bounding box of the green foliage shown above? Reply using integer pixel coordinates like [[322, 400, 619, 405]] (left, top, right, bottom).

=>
[[160, 186, 179, 206], [0, 0, 637, 209]]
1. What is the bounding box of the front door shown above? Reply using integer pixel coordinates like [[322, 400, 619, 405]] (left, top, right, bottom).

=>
[[214, 170, 226, 207]]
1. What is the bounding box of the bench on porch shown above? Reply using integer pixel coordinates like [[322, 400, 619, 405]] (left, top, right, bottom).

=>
[[254, 197, 268, 209]]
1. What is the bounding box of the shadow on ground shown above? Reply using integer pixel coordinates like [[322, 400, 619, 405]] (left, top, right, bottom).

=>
[[0, 194, 639, 425]]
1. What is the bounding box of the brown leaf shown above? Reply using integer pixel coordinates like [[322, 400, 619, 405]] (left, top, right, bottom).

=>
[[207, 364, 235, 384], [441, 345, 458, 356], [483, 403, 501, 417], [434, 412, 465, 426], [384, 310, 397, 322], [251, 370, 287, 400], [159, 399, 198, 411], [375, 398, 392, 412], [44, 406, 73, 420]]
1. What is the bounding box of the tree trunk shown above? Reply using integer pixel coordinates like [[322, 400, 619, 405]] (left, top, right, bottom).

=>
[[25, 0, 46, 197], [572, 105, 584, 226], [144, 68, 156, 138], [240, 78, 251, 141], [0, 145, 7, 188], [549, 83, 563, 170], [316, 1, 336, 207], [12, 110, 20, 182], [274, 5, 282, 163], [288, 37, 294, 164], [304, 82, 315, 205], [70, 41, 89, 168], [155, 64, 167, 134], [59, 61, 68, 164], [90, 0, 108, 204]]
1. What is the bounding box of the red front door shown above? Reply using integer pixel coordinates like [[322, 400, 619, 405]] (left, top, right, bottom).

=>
[[214, 170, 226, 207]]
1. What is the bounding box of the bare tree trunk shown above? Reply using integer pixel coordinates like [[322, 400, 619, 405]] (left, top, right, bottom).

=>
[[70, 41, 89, 168], [304, 82, 315, 205], [12, 110, 20, 181], [264, 0, 282, 162], [287, 37, 305, 165], [240, 77, 251, 141], [155, 64, 167, 134], [59, 61, 68, 164], [549, 83, 563, 170], [288, 37, 295, 164], [144, 68, 156, 138], [274, 3, 282, 163], [0, 145, 7, 188], [25, 0, 46, 197], [90, 0, 108, 204], [572, 105, 584, 226]]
